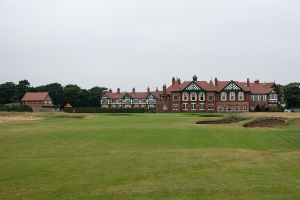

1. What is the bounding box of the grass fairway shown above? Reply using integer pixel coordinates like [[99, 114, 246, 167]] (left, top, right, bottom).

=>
[[0, 112, 300, 200]]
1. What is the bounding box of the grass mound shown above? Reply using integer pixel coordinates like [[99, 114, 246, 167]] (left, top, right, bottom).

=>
[[196, 113, 248, 124]]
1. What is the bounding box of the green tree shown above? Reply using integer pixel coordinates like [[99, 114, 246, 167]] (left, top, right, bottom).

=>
[[12, 80, 30, 102], [283, 82, 300, 108], [0, 82, 16, 104], [35, 83, 65, 107], [63, 84, 82, 107], [88, 86, 107, 107]]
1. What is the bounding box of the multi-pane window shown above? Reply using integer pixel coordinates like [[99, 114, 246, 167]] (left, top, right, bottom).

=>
[[182, 103, 188, 110], [217, 105, 223, 112], [199, 92, 205, 101], [208, 104, 214, 111], [236, 105, 240, 111], [173, 94, 179, 101], [269, 92, 278, 101], [183, 92, 189, 101], [251, 95, 260, 101], [191, 103, 197, 110], [199, 103, 205, 110], [229, 92, 235, 101], [221, 92, 227, 101], [238, 92, 244, 101], [190, 92, 197, 101], [207, 93, 214, 101], [173, 104, 179, 110], [242, 105, 247, 111]]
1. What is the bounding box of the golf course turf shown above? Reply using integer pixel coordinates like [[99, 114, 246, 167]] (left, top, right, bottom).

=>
[[0, 112, 299, 199]]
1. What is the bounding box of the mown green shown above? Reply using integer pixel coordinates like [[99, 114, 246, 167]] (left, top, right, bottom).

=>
[[0, 113, 299, 200]]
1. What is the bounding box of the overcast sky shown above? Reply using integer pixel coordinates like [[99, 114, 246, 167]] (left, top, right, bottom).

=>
[[0, 0, 299, 91]]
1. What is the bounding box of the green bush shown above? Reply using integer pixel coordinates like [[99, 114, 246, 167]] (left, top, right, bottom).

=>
[[64, 107, 149, 113], [0, 104, 33, 112]]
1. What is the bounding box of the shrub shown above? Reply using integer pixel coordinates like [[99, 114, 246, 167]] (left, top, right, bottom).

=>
[[0, 104, 33, 112], [64, 107, 149, 113]]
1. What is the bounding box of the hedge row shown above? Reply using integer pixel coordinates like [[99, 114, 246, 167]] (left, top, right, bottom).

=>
[[0, 105, 33, 112], [64, 107, 154, 113]]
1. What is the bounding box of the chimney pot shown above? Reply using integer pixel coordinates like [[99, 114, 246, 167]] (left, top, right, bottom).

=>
[[214, 77, 218, 86], [192, 75, 198, 82], [172, 77, 175, 85], [147, 87, 150, 93], [117, 88, 120, 94], [132, 87, 135, 93], [247, 78, 250, 87]]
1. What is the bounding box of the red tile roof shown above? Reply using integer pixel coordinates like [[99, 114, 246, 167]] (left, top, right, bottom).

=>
[[64, 103, 72, 108], [105, 91, 159, 99], [21, 92, 50, 101]]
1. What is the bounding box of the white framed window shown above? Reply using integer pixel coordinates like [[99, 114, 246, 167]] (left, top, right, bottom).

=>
[[199, 92, 205, 101], [183, 92, 189, 101], [236, 105, 240, 112], [199, 103, 205, 110], [173, 94, 179, 101], [269, 92, 278, 102], [217, 105, 223, 112], [172, 104, 179, 110], [208, 104, 214, 111], [229, 92, 235, 101], [238, 92, 244, 101], [182, 103, 188, 110], [242, 105, 247, 111], [221, 92, 227, 101], [191, 103, 197, 110], [190, 92, 197, 101]]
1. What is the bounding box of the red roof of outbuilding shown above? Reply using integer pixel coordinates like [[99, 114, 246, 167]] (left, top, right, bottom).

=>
[[21, 92, 50, 101]]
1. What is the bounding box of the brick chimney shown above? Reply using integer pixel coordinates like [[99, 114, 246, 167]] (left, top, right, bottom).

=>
[[214, 77, 218, 86], [172, 77, 175, 86], [192, 75, 198, 82], [117, 88, 120, 94], [177, 78, 181, 85], [254, 80, 260, 84], [108, 89, 112, 93], [247, 78, 250, 87], [163, 84, 167, 96], [132, 87, 135, 94], [147, 87, 150, 93]]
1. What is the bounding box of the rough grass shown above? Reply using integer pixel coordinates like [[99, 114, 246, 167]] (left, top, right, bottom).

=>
[[0, 112, 300, 200]]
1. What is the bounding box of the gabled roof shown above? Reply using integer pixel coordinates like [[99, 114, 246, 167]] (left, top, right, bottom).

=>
[[64, 103, 72, 108], [216, 80, 250, 92], [21, 92, 50, 101]]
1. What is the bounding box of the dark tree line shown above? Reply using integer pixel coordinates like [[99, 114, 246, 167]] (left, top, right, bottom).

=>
[[0, 80, 107, 108]]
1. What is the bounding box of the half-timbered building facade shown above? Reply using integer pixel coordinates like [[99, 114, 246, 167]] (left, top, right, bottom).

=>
[[101, 87, 159, 109], [100, 75, 279, 112]]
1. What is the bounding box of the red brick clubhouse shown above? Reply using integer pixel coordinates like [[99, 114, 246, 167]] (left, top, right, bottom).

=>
[[100, 76, 279, 112]]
